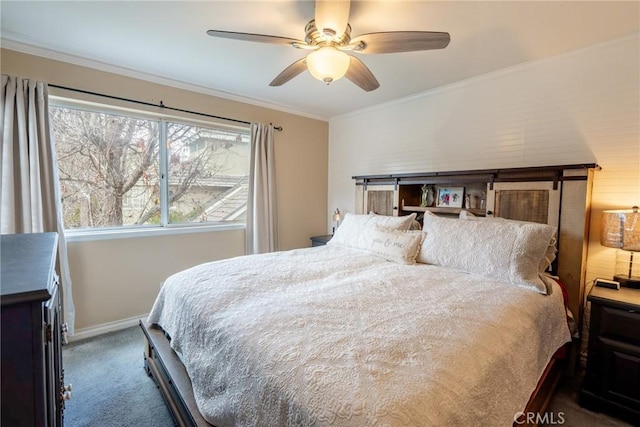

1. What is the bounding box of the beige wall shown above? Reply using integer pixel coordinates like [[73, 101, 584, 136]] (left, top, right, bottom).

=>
[[67, 230, 245, 330], [1, 48, 329, 331]]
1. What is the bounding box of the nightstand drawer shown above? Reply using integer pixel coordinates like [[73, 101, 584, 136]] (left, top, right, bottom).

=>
[[597, 305, 640, 344], [598, 337, 640, 407]]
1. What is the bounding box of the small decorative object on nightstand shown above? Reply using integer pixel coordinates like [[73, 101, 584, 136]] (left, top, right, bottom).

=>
[[579, 285, 640, 425], [310, 235, 333, 247]]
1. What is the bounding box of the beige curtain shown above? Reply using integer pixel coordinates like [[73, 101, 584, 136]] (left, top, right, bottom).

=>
[[1, 74, 76, 335], [246, 123, 279, 254]]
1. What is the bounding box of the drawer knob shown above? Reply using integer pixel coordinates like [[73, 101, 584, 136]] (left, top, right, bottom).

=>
[[63, 383, 72, 392], [61, 322, 69, 345], [62, 390, 72, 401]]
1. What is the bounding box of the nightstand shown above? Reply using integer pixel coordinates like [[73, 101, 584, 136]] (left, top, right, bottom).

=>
[[579, 286, 640, 425], [310, 235, 332, 247]]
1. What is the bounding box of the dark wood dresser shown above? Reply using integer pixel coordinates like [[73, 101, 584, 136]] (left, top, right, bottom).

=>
[[1, 232, 69, 427], [579, 285, 640, 425]]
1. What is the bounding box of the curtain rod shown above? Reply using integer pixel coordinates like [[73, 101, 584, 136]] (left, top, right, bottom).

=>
[[48, 83, 283, 131]]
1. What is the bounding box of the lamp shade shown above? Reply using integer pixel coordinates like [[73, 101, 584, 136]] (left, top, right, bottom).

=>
[[306, 47, 350, 84], [600, 207, 640, 251], [332, 208, 342, 222]]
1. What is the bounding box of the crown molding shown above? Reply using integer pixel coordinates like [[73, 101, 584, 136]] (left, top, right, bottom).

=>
[[1, 37, 329, 122]]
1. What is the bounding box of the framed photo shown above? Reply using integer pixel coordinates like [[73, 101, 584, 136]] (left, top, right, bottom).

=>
[[436, 187, 464, 208]]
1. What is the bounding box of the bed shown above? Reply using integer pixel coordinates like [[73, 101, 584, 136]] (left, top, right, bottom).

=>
[[142, 211, 574, 427]]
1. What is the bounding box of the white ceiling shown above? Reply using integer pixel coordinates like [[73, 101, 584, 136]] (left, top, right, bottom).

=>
[[1, 1, 638, 120]]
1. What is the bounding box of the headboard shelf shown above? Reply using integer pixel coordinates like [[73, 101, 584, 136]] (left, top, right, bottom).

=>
[[400, 202, 486, 217]]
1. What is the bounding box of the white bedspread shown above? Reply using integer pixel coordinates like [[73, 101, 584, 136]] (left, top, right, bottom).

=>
[[148, 245, 571, 427]]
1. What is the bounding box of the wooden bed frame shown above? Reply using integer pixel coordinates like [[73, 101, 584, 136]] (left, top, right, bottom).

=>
[[140, 320, 567, 427], [141, 321, 212, 427], [140, 164, 597, 427]]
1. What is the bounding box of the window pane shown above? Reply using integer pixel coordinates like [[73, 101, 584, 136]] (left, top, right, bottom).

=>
[[166, 122, 250, 224], [51, 106, 160, 228]]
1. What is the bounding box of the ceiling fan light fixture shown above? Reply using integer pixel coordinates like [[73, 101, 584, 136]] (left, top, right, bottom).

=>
[[207, 0, 450, 91], [314, 0, 350, 41], [306, 46, 351, 84]]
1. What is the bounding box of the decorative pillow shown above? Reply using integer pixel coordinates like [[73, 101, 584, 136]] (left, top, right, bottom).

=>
[[362, 227, 425, 264], [368, 212, 417, 230], [458, 211, 558, 273], [329, 212, 417, 249], [418, 211, 556, 294]]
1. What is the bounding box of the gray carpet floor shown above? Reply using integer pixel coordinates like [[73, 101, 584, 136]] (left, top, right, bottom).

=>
[[63, 326, 632, 427], [63, 326, 173, 427]]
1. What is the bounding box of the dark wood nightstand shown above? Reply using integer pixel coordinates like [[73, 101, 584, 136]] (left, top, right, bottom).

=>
[[310, 235, 332, 247], [579, 285, 640, 425]]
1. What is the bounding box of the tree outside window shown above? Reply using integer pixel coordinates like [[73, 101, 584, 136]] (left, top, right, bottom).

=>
[[50, 104, 250, 230]]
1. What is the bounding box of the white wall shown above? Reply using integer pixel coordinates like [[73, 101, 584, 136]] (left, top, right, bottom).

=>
[[329, 34, 639, 290]]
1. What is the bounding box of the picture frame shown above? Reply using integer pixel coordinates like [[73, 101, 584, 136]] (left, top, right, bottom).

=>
[[436, 187, 464, 208]]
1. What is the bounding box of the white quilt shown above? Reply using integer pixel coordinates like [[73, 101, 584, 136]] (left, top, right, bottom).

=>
[[148, 245, 571, 427]]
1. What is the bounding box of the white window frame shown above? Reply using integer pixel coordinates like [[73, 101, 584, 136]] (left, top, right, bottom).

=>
[[50, 96, 250, 241]]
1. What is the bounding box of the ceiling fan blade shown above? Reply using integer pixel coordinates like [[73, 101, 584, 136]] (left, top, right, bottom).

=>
[[348, 31, 450, 54], [269, 58, 308, 87], [315, 0, 351, 38], [207, 30, 307, 48], [345, 56, 379, 92]]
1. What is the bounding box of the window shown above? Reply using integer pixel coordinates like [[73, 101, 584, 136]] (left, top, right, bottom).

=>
[[50, 100, 250, 231]]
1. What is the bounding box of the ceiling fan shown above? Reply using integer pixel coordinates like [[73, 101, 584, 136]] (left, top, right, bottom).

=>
[[206, 0, 450, 91]]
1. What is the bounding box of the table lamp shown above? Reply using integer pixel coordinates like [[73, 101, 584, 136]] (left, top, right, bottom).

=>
[[600, 206, 640, 288], [332, 209, 342, 234]]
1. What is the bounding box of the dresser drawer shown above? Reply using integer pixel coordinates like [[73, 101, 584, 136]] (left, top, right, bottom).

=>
[[596, 305, 640, 344]]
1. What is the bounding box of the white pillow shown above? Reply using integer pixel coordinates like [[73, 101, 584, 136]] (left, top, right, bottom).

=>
[[329, 212, 417, 250], [459, 210, 477, 219], [362, 227, 425, 264], [418, 211, 556, 294], [458, 211, 557, 273], [368, 211, 417, 229]]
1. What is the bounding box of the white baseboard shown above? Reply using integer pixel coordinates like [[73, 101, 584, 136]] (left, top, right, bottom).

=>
[[68, 313, 148, 342]]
